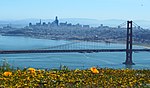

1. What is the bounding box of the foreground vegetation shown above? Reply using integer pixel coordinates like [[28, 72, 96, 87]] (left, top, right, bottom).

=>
[[0, 66, 150, 88]]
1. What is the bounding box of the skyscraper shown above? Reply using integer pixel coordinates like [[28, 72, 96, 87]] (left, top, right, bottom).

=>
[[55, 16, 59, 26]]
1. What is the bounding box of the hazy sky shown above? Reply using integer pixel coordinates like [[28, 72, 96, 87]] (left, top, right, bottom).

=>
[[0, 0, 149, 20]]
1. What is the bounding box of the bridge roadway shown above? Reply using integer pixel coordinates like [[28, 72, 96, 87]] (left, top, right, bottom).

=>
[[0, 49, 150, 54]]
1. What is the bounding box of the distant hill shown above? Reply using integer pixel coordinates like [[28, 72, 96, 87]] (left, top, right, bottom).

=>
[[0, 18, 150, 29]]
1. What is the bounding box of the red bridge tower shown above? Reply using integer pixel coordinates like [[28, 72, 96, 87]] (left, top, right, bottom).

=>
[[123, 21, 135, 65]]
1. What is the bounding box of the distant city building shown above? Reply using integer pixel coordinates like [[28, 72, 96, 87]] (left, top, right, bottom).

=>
[[36, 19, 42, 26], [29, 23, 32, 27], [60, 22, 67, 26], [42, 22, 46, 26], [48, 22, 51, 24], [98, 24, 103, 28], [75, 23, 82, 28], [103, 26, 109, 28], [83, 25, 90, 28], [67, 23, 72, 26], [55, 16, 59, 26], [51, 16, 59, 26]]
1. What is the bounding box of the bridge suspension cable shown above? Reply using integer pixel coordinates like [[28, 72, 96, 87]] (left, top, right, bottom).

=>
[[117, 21, 127, 28], [132, 21, 145, 30], [37, 42, 79, 50]]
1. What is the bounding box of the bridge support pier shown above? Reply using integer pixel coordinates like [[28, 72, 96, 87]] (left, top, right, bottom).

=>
[[123, 21, 135, 65]]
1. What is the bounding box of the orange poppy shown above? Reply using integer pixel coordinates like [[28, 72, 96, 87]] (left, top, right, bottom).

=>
[[90, 67, 99, 74], [3, 72, 12, 76]]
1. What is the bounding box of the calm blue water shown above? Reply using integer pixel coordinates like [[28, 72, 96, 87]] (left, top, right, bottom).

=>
[[0, 35, 150, 69]]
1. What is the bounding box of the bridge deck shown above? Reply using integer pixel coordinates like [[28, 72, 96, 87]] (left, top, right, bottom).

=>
[[0, 49, 150, 54]]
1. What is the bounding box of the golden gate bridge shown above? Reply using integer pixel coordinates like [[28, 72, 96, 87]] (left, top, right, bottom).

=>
[[0, 21, 150, 65]]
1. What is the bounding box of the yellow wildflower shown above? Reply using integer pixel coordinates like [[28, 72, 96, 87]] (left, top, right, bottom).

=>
[[36, 70, 41, 73], [28, 68, 36, 73]]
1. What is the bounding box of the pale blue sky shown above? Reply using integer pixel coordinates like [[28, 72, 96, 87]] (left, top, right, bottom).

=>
[[0, 0, 149, 20]]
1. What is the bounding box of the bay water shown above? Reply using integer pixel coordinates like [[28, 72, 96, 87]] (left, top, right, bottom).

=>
[[0, 35, 150, 69]]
